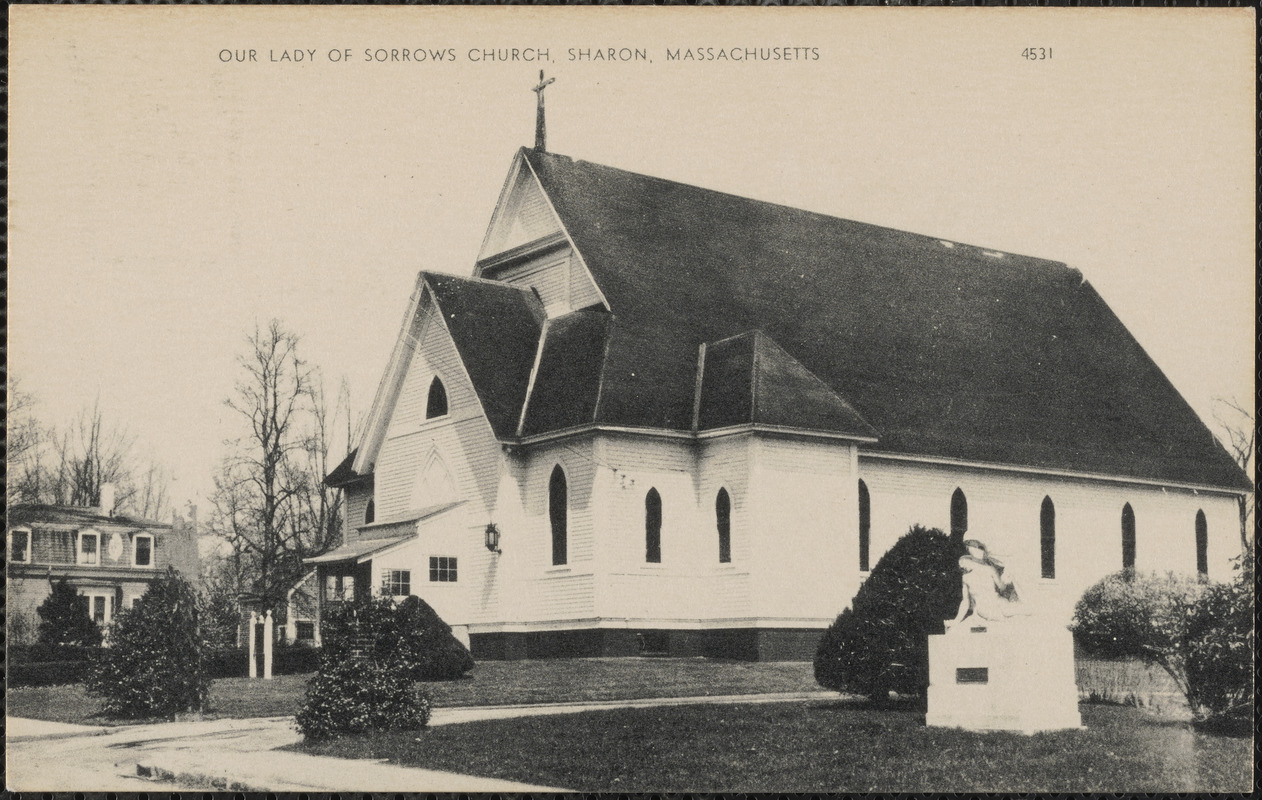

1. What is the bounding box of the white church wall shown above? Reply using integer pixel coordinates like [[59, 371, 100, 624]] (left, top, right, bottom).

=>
[[370, 508, 472, 626], [493, 249, 604, 317], [594, 434, 710, 622], [344, 484, 372, 536], [747, 436, 859, 624], [505, 438, 599, 622], [858, 455, 1243, 625]]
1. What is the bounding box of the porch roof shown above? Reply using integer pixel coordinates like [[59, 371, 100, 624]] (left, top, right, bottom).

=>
[[303, 534, 412, 565]]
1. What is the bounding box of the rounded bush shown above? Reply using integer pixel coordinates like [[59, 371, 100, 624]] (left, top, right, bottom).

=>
[[296, 657, 432, 741], [1071, 570, 1205, 663], [321, 595, 473, 681], [84, 568, 209, 718], [814, 525, 960, 699]]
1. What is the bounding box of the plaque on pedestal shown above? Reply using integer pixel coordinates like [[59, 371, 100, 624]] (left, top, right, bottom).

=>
[[925, 623, 1082, 733], [926, 538, 1082, 733]]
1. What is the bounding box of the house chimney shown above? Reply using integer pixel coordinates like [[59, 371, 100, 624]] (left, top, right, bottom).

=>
[[99, 483, 116, 516]]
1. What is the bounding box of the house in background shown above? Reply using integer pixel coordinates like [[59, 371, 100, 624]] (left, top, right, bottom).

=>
[[283, 569, 320, 646], [314, 144, 1250, 661], [6, 485, 200, 641]]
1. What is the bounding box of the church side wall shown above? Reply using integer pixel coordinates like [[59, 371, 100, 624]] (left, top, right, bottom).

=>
[[747, 436, 858, 624], [487, 438, 599, 624], [858, 456, 1242, 625], [592, 434, 756, 624]]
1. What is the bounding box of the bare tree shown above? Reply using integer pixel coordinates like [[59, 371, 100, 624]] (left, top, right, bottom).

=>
[[7, 381, 172, 519], [209, 320, 344, 613], [1212, 397, 1256, 558]]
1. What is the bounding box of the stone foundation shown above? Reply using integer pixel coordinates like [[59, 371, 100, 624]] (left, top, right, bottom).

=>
[[470, 627, 823, 661]]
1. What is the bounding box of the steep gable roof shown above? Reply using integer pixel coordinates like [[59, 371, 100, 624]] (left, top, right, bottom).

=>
[[424, 273, 546, 439], [519, 310, 611, 437], [523, 148, 1249, 491]]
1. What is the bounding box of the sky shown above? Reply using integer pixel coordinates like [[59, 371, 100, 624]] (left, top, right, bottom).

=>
[[9, 7, 1255, 514]]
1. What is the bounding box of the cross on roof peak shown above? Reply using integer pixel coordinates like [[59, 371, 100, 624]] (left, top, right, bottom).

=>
[[533, 70, 556, 152]]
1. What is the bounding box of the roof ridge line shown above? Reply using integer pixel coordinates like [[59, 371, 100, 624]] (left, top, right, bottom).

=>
[[530, 149, 1075, 274]]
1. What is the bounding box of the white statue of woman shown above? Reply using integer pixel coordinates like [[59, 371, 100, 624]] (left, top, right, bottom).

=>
[[946, 538, 1027, 630]]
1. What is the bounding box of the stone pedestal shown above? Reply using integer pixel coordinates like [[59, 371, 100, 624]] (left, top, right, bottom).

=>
[[925, 621, 1082, 734]]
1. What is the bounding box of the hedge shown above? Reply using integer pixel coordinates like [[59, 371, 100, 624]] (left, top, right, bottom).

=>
[[8, 645, 102, 688], [204, 645, 323, 679], [9, 659, 98, 687]]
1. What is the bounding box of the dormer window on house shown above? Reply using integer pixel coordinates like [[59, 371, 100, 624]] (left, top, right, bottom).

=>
[[9, 528, 31, 564], [426, 376, 448, 419], [78, 530, 100, 566], [134, 534, 154, 568]]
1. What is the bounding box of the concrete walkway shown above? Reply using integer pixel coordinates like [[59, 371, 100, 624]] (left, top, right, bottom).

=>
[[7, 690, 836, 792]]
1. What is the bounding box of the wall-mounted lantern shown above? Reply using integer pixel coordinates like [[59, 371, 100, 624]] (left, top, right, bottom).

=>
[[484, 522, 502, 555]]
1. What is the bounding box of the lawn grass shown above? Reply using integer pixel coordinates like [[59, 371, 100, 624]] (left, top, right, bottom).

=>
[[6, 658, 818, 725], [293, 700, 1251, 793]]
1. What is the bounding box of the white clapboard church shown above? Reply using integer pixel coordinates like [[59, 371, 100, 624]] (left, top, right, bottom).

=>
[[311, 90, 1249, 661]]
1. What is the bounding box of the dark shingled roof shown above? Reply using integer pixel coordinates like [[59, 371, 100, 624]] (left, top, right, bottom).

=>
[[325, 448, 363, 488], [522, 148, 1249, 491], [697, 330, 878, 438], [520, 311, 611, 437], [424, 273, 545, 439], [8, 504, 172, 529]]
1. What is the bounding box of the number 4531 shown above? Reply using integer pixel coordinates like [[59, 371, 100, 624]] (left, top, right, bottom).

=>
[[1022, 47, 1052, 60]]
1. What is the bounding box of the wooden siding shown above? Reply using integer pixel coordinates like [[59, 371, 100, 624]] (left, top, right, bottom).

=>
[[483, 168, 561, 256], [493, 250, 604, 318], [374, 296, 501, 523], [497, 255, 572, 315], [747, 437, 856, 621], [25, 526, 171, 570], [344, 485, 371, 539]]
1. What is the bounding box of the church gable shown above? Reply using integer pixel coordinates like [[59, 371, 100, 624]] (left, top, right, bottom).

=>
[[476, 149, 607, 318], [348, 273, 542, 516], [478, 155, 563, 259]]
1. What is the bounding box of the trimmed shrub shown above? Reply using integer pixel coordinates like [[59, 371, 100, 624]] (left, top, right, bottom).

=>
[[1070, 568, 1254, 731], [814, 525, 960, 699], [1071, 570, 1205, 706], [322, 595, 474, 681], [8, 644, 102, 686], [295, 657, 432, 741], [37, 580, 102, 647], [1184, 574, 1253, 734], [85, 568, 210, 719]]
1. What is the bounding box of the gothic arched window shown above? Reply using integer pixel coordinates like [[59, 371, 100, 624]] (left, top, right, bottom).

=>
[[1121, 503, 1136, 570], [950, 488, 968, 540], [1040, 496, 1056, 579], [549, 465, 567, 566], [426, 376, 448, 419], [716, 488, 732, 564], [364, 498, 375, 526], [858, 480, 871, 572], [1195, 510, 1208, 576], [645, 488, 662, 563]]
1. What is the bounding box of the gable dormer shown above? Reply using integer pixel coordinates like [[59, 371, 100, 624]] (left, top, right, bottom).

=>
[[475, 149, 607, 318]]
